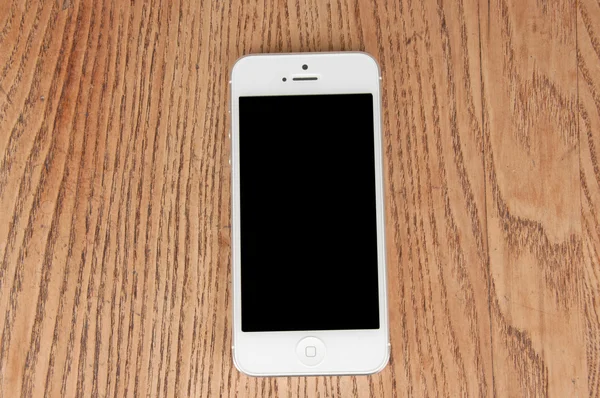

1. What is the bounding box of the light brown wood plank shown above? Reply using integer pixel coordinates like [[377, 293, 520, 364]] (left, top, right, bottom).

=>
[[578, 0, 600, 396], [480, 0, 587, 396], [370, 0, 494, 396]]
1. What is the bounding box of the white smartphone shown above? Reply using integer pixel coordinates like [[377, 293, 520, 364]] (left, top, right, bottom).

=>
[[230, 52, 389, 376]]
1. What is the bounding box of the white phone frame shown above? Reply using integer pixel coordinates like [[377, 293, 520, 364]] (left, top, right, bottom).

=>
[[230, 52, 389, 376]]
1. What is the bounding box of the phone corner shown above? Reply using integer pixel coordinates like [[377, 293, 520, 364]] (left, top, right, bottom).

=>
[[231, 346, 261, 377], [231, 346, 249, 376], [365, 342, 391, 375], [230, 54, 256, 82], [352, 51, 382, 78]]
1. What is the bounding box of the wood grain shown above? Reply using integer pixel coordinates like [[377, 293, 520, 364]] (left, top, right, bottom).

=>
[[376, 0, 493, 396], [480, 0, 588, 396], [0, 0, 595, 396], [578, 0, 600, 396]]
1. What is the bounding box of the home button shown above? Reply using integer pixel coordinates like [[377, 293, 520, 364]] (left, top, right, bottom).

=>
[[296, 337, 326, 366]]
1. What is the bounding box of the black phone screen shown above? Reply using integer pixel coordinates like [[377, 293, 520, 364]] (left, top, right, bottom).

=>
[[238, 94, 380, 332]]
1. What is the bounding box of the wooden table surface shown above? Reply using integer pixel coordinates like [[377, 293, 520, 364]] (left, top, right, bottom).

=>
[[0, 0, 599, 396]]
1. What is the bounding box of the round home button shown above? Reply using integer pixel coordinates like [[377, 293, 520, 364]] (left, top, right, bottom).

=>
[[296, 337, 326, 366]]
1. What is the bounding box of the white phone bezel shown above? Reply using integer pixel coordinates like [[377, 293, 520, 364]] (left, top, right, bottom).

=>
[[230, 52, 389, 376]]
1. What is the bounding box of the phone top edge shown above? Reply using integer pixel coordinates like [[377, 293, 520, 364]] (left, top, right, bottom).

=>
[[230, 51, 381, 82]]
